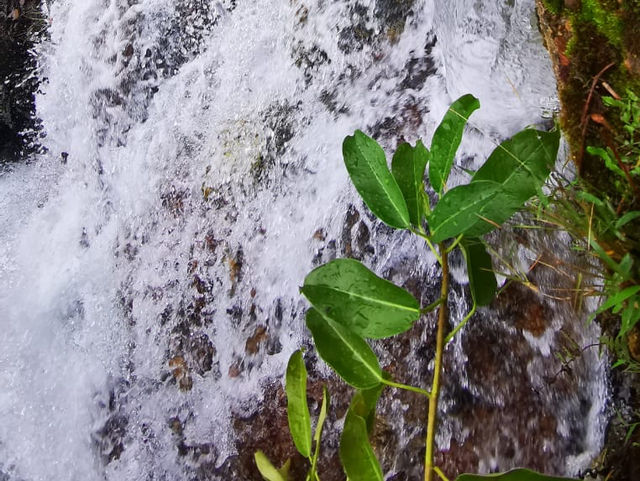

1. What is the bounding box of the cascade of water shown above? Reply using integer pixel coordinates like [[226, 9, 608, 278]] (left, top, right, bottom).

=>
[[0, 1, 605, 479]]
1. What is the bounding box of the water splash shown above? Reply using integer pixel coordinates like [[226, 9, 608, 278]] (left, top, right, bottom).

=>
[[0, 0, 604, 479]]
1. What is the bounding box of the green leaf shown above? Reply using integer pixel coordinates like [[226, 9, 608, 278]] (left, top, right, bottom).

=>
[[429, 94, 480, 195], [619, 253, 634, 278], [309, 386, 329, 480], [314, 386, 329, 446], [612, 358, 626, 369], [254, 451, 288, 481], [615, 210, 640, 230], [461, 238, 497, 306], [575, 190, 604, 206], [391, 140, 430, 226], [430, 128, 559, 242], [468, 128, 559, 232], [620, 295, 640, 337], [428, 181, 500, 243], [339, 411, 383, 481], [349, 381, 385, 434], [301, 258, 420, 339], [343, 130, 410, 229], [589, 239, 627, 278], [278, 459, 291, 480], [603, 96, 626, 109], [456, 468, 578, 481], [306, 309, 382, 389], [587, 146, 625, 177], [591, 286, 640, 322], [285, 350, 312, 458]]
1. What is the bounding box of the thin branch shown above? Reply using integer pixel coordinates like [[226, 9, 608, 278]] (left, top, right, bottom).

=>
[[381, 379, 431, 398], [425, 243, 448, 481]]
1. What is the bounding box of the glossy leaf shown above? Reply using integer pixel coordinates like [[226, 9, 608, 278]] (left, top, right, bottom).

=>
[[428, 181, 499, 243], [306, 309, 382, 389], [343, 130, 410, 229], [254, 451, 288, 481], [391, 140, 430, 226], [301, 258, 420, 339], [339, 411, 383, 481], [429, 94, 480, 195], [466, 128, 560, 235], [429, 128, 559, 242], [349, 381, 385, 434], [456, 468, 579, 481], [461, 237, 496, 306], [285, 350, 312, 458]]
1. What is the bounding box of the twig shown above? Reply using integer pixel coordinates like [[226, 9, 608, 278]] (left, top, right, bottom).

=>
[[577, 62, 615, 167]]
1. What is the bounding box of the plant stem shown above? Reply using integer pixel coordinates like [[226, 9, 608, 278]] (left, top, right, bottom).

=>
[[381, 378, 431, 397], [433, 466, 451, 481], [420, 298, 444, 315], [444, 300, 476, 344], [445, 235, 463, 253], [411, 228, 443, 265], [425, 243, 448, 481], [309, 450, 319, 480]]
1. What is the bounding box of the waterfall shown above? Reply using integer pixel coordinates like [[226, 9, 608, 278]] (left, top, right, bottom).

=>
[[0, 0, 606, 479]]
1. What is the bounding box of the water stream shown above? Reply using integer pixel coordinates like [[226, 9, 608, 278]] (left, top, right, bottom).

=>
[[0, 1, 606, 480]]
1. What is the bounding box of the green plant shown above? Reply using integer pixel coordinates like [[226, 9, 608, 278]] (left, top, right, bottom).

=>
[[255, 350, 329, 481], [528, 175, 640, 371], [579, 0, 624, 48], [256, 95, 573, 481], [587, 89, 640, 201], [530, 90, 640, 368]]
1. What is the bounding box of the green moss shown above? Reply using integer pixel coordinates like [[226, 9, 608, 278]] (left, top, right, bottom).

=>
[[559, 17, 619, 190], [579, 0, 624, 48], [547, 0, 640, 197], [542, 0, 564, 14]]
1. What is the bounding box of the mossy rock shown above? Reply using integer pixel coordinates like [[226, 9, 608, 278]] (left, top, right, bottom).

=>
[[537, 2, 640, 480], [537, 0, 640, 206]]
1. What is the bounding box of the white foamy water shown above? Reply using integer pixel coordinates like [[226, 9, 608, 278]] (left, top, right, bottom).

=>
[[0, 0, 605, 479]]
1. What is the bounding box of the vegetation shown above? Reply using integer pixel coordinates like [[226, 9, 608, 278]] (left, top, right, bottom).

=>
[[254, 96, 577, 481], [536, 2, 640, 475], [537, 0, 640, 193], [532, 87, 640, 370]]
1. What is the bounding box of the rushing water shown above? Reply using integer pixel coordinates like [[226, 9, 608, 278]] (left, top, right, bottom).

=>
[[0, 1, 606, 480]]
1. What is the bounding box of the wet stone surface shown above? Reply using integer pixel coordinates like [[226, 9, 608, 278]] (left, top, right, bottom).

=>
[[27, 1, 605, 479]]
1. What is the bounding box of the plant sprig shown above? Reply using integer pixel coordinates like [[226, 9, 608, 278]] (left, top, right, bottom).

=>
[[256, 95, 570, 481]]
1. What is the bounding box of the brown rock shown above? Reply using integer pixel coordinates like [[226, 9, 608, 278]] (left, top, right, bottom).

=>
[[245, 326, 268, 355], [228, 362, 242, 378], [169, 356, 193, 391], [628, 327, 640, 362]]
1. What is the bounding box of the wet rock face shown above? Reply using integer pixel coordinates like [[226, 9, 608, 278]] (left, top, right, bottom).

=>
[[0, 0, 45, 161], [94, 192, 603, 478], [89, 0, 238, 149], [209, 215, 603, 481], [59, 0, 602, 479], [214, 378, 352, 481]]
